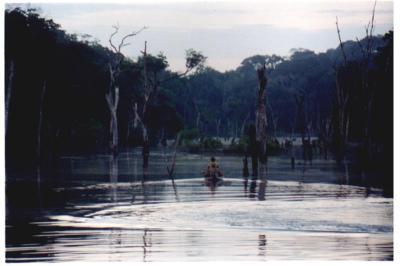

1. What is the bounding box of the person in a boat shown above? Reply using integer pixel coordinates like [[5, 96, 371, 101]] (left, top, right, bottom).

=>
[[204, 157, 223, 180]]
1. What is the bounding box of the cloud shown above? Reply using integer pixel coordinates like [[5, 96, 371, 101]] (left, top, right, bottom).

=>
[[23, 1, 393, 71]]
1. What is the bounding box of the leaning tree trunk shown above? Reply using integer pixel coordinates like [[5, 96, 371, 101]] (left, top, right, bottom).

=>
[[256, 64, 268, 181]]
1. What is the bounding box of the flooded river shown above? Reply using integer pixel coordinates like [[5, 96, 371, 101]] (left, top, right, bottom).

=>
[[6, 149, 393, 262]]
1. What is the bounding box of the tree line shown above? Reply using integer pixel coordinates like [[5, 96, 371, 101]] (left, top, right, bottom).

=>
[[5, 8, 392, 176]]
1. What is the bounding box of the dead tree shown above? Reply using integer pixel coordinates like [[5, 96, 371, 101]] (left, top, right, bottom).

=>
[[356, 0, 377, 161], [295, 92, 307, 162], [215, 118, 221, 137], [335, 16, 348, 65], [240, 111, 250, 136], [306, 121, 313, 165], [107, 25, 146, 156], [333, 17, 352, 163], [140, 41, 150, 167], [167, 132, 181, 178], [267, 100, 278, 139], [248, 124, 258, 177], [109, 154, 118, 202], [290, 113, 297, 169], [5, 60, 14, 137], [133, 101, 149, 168], [195, 107, 201, 131], [256, 64, 268, 181], [295, 89, 314, 165], [234, 120, 238, 138], [36, 81, 46, 181], [333, 66, 350, 163], [333, 2, 377, 163], [320, 118, 330, 160], [137, 42, 206, 169]]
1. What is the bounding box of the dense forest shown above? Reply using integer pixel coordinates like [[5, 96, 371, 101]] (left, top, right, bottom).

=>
[[5, 8, 393, 179]]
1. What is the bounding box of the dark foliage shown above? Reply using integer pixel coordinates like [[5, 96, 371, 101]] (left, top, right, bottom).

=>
[[5, 8, 392, 176]]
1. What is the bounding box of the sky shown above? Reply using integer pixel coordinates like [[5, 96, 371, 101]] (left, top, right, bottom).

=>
[[6, 0, 393, 72]]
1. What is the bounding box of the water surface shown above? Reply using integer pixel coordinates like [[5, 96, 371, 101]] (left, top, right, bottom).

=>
[[6, 149, 393, 262]]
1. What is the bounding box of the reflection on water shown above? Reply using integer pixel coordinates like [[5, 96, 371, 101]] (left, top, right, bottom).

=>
[[258, 234, 267, 257], [6, 149, 393, 262]]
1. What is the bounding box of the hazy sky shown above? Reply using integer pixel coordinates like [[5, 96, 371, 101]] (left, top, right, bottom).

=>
[[9, 0, 393, 72]]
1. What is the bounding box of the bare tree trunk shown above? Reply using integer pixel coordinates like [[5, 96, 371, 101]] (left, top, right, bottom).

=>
[[193, 99, 201, 132], [167, 132, 181, 178], [37, 81, 46, 182], [234, 120, 238, 138], [267, 101, 278, 139], [295, 93, 307, 163], [333, 69, 350, 163], [133, 101, 149, 169], [107, 25, 146, 156], [141, 41, 150, 169], [358, 2, 376, 162], [126, 102, 136, 144], [319, 118, 330, 160], [290, 121, 296, 169], [334, 7, 376, 163], [215, 118, 221, 137], [5, 60, 14, 136], [273, 118, 278, 139], [334, 18, 349, 164], [249, 125, 258, 177], [256, 64, 268, 181], [109, 155, 118, 202], [240, 111, 250, 136], [105, 78, 119, 156], [336, 17, 348, 65], [226, 120, 230, 139], [324, 119, 330, 160], [196, 111, 201, 130], [136, 41, 205, 169], [126, 124, 130, 145], [37, 81, 46, 165], [306, 122, 311, 158]]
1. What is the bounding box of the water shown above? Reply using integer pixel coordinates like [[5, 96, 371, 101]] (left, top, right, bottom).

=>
[[6, 149, 393, 262]]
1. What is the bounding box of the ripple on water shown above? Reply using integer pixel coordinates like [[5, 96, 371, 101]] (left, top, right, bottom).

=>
[[7, 167, 393, 262]]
